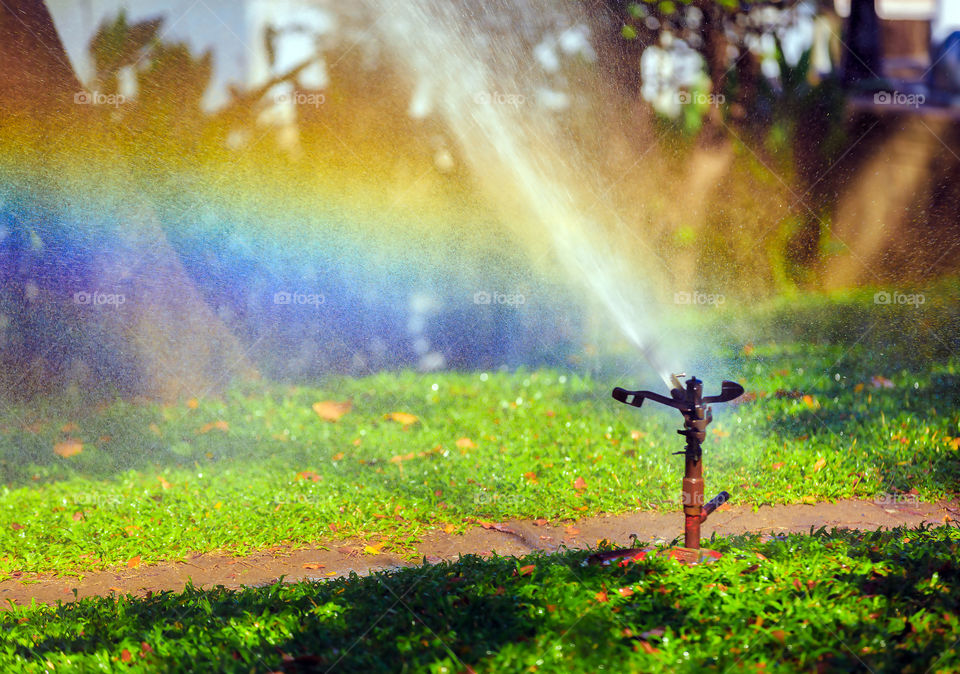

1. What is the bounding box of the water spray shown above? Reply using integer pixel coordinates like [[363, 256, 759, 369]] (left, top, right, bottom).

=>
[[590, 374, 744, 565]]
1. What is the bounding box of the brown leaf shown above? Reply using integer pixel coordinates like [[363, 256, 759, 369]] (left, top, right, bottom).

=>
[[72, 511, 84, 521], [573, 476, 587, 491], [638, 640, 660, 655], [127, 555, 141, 569], [456, 437, 476, 449], [295, 471, 321, 482], [618, 587, 634, 598], [54, 440, 83, 458], [523, 471, 538, 483], [302, 563, 325, 570], [331, 452, 345, 461], [564, 526, 580, 536], [812, 457, 826, 473], [121, 648, 132, 662], [197, 420, 229, 434], [140, 642, 153, 656], [186, 398, 199, 410], [771, 462, 785, 470], [312, 401, 352, 422], [595, 588, 609, 603], [384, 412, 419, 426], [532, 518, 549, 527], [771, 629, 787, 643], [518, 564, 535, 576], [157, 476, 172, 490], [10, 522, 23, 530]]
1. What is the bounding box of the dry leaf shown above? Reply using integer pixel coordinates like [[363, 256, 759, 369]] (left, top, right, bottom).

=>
[[385, 412, 420, 426], [518, 564, 535, 576], [618, 587, 634, 598], [638, 640, 660, 655], [295, 471, 321, 482], [630, 430, 645, 441], [573, 476, 587, 491], [60, 422, 78, 433], [456, 437, 476, 449], [771, 462, 785, 470], [121, 649, 132, 663], [157, 476, 172, 490], [54, 440, 83, 458], [198, 420, 229, 434], [564, 527, 580, 536], [443, 523, 456, 534], [523, 471, 538, 483], [595, 588, 609, 603], [364, 543, 384, 555], [812, 457, 826, 473], [312, 401, 352, 422], [302, 563, 325, 570], [127, 555, 141, 569], [186, 398, 199, 410], [331, 452, 345, 461]]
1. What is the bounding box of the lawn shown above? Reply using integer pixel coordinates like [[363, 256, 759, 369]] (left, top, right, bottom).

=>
[[1, 525, 958, 672], [0, 286, 958, 577]]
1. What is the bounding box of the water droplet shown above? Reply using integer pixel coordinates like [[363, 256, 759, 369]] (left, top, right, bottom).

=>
[[431, 383, 438, 391]]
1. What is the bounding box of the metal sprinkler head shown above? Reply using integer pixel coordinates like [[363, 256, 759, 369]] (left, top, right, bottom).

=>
[[590, 374, 745, 566]]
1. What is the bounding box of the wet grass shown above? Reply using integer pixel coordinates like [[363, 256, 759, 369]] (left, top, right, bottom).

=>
[[1, 524, 958, 672], [0, 286, 957, 576]]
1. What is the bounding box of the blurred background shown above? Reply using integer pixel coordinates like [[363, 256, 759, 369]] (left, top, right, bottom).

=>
[[1, 0, 958, 402]]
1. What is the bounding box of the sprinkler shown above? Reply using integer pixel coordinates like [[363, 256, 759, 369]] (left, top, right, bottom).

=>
[[590, 374, 744, 566]]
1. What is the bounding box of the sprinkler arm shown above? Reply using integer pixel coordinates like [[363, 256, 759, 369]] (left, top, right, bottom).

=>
[[612, 381, 743, 411]]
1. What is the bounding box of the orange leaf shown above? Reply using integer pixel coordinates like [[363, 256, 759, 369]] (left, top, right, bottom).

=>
[[60, 422, 78, 433], [295, 471, 321, 482], [443, 523, 456, 534], [630, 430, 645, 441], [331, 452, 345, 461], [186, 398, 199, 409], [518, 564, 535, 576], [127, 555, 141, 569], [802, 395, 818, 409], [157, 476, 172, 490], [595, 588, 609, 603], [523, 471, 538, 483], [312, 400, 352, 422], [121, 648, 132, 662], [812, 457, 826, 473], [638, 640, 660, 655], [771, 462, 785, 470], [302, 563, 325, 570], [385, 412, 419, 426], [771, 629, 787, 643], [532, 518, 548, 526], [364, 543, 384, 555], [456, 437, 476, 449], [573, 476, 587, 491], [54, 440, 83, 458], [618, 587, 635, 598], [853, 383, 864, 393], [202, 420, 229, 434], [564, 527, 580, 536]]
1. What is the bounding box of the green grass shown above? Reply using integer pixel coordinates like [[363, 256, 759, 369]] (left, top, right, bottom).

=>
[[1, 525, 958, 672], [0, 285, 959, 577]]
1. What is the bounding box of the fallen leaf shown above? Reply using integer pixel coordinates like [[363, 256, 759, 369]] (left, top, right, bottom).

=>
[[456, 437, 476, 449], [712, 428, 729, 438], [518, 564, 535, 576], [532, 518, 548, 526], [595, 588, 609, 603], [385, 412, 419, 427], [564, 527, 580, 536], [312, 401, 352, 422], [60, 422, 78, 433], [523, 471, 538, 483], [108, 586, 123, 593], [802, 394, 818, 409], [812, 457, 826, 473], [140, 642, 153, 656], [871, 375, 894, 389], [771, 462, 785, 470], [443, 523, 456, 534], [186, 398, 199, 410], [198, 420, 229, 434], [54, 440, 83, 458], [364, 544, 384, 555], [618, 587, 634, 598], [331, 452, 345, 461], [630, 430, 645, 441], [10, 522, 23, 530], [573, 476, 587, 492], [638, 641, 660, 655], [157, 476, 172, 490], [121, 649, 132, 663], [295, 471, 321, 482], [127, 555, 141, 569], [72, 511, 84, 521], [854, 383, 865, 393], [302, 563, 325, 570]]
